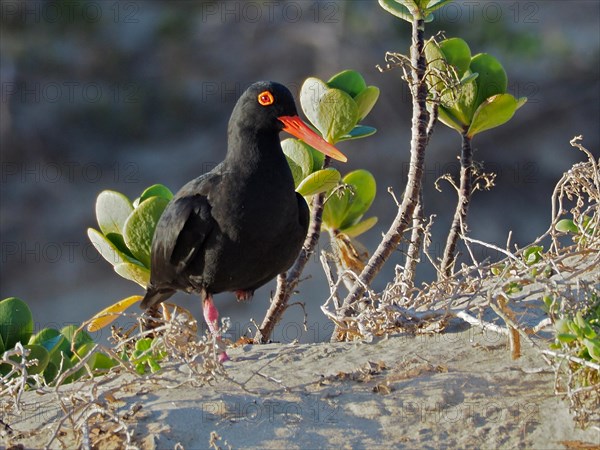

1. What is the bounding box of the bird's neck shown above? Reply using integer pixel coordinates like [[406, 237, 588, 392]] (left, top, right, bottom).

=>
[[225, 125, 286, 174]]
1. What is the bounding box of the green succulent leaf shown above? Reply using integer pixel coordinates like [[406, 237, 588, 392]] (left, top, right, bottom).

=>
[[139, 184, 173, 203], [0, 334, 4, 354], [71, 342, 117, 373], [327, 70, 367, 98], [46, 337, 71, 367], [44, 354, 74, 384], [20, 344, 50, 375], [554, 319, 570, 335], [105, 232, 134, 258], [29, 328, 70, 366], [424, 0, 454, 13], [43, 361, 59, 383], [90, 351, 118, 371], [439, 38, 472, 78], [1, 343, 50, 376], [470, 53, 508, 109], [574, 312, 587, 330], [60, 325, 93, 356], [400, 0, 420, 9], [583, 338, 600, 361], [296, 168, 341, 197], [468, 94, 525, 137], [323, 187, 350, 230], [378, 0, 414, 22], [132, 337, 165, 374], [325, 89, 360, 142], [447, 75, 478, 126], [88, 228, 136, 267], [425, 38, 475, 127], [556, 332, 578, 344], [323, 170, 377, 231], [123, 196, 169, 268], [340, 170, 377, 229], [0, 297, 34, 350], [95, 190, 133, 236], [282, 138, 314, 187], [353, 86, 380, 121], [307, 145, 326, 170], [300, 77, 329, 131], [523, 245, 544, 265], [436, 105, 467, 133], [135, 337, 153, 352], [308, 88, 359, 143], [114, 262, 151, 288], [424, 37, 446, 75], [460, 72, 479, 85], [342, 216, 378, 237], [338, 125, 378, 141], [555, 219, 578, 233]]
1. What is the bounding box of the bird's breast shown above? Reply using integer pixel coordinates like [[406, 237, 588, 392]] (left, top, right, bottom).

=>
[[210, 168, 298, 242]]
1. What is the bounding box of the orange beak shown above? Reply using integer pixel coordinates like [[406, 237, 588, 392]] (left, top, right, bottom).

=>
[[279, 115, 347, 163]]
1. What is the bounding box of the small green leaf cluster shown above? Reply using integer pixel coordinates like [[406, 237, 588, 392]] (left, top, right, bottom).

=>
[[120, 337, 166, 374], [522, 245, 553, 278], [491, 245, 552, 294], [523, 245, 543, 265], [379, 0, 453, 22], [556, 215, 597, 246], [88, 184, 173, 286], [0, 297, 116, 385], [551, 293, 600, 365], [425, 37, 527, 138], [323, 170, 378, 237], [301, 70, 379, 144], [283, 70, 379, 238]]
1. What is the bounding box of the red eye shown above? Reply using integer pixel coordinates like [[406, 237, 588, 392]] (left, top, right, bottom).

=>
[[258, 91, 275, 106]]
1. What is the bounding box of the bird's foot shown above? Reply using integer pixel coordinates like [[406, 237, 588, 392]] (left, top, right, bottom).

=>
[[235, 290, 254, 302]]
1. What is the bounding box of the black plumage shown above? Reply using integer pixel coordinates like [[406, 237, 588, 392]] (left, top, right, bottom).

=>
[[140, 81, 345, 361]]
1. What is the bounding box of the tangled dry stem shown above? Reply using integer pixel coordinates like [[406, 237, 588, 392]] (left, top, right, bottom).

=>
[[322, 136, 599, 427], [1, 304, 226, 449]]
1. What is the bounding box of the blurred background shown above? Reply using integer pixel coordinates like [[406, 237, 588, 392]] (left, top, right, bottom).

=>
[[1, 0, 598, 344]]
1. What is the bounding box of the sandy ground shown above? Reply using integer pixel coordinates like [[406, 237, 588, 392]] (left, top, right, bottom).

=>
[[3, 318, 599, 449]]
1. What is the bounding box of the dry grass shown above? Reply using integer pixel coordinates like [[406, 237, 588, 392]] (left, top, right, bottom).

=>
[[1, 304, 226, 448], [321, 136, 599, 428]]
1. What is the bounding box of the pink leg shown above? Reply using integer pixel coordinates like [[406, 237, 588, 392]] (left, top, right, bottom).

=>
[[202, 295, 230, 362], [202, 294, 220, 335]]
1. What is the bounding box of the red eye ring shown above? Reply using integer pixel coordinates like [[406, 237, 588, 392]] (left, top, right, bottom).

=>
[[258, 90, 275, 106]]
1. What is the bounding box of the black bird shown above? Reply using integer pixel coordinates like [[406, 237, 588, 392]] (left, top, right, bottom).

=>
[[140, 81, 346, 361]]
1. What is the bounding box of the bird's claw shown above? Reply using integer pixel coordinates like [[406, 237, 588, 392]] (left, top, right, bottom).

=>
[[235, 290, 254, 302]]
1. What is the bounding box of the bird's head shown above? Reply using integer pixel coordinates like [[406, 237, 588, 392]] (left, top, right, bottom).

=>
[[230, 81, 346, 162]]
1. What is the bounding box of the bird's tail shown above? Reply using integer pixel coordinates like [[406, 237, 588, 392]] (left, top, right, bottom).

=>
[[140, 285, 175, 310]]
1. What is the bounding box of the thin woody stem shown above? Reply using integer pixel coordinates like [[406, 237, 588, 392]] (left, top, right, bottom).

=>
[[332, 17, 430, 338], [440, 132, 473, 277], [401, 102, 438, 293]]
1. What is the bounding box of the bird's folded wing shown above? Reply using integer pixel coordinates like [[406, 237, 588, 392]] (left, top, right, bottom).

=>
[[171, 195, 214, 274], [150, 188, 215, 287]]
